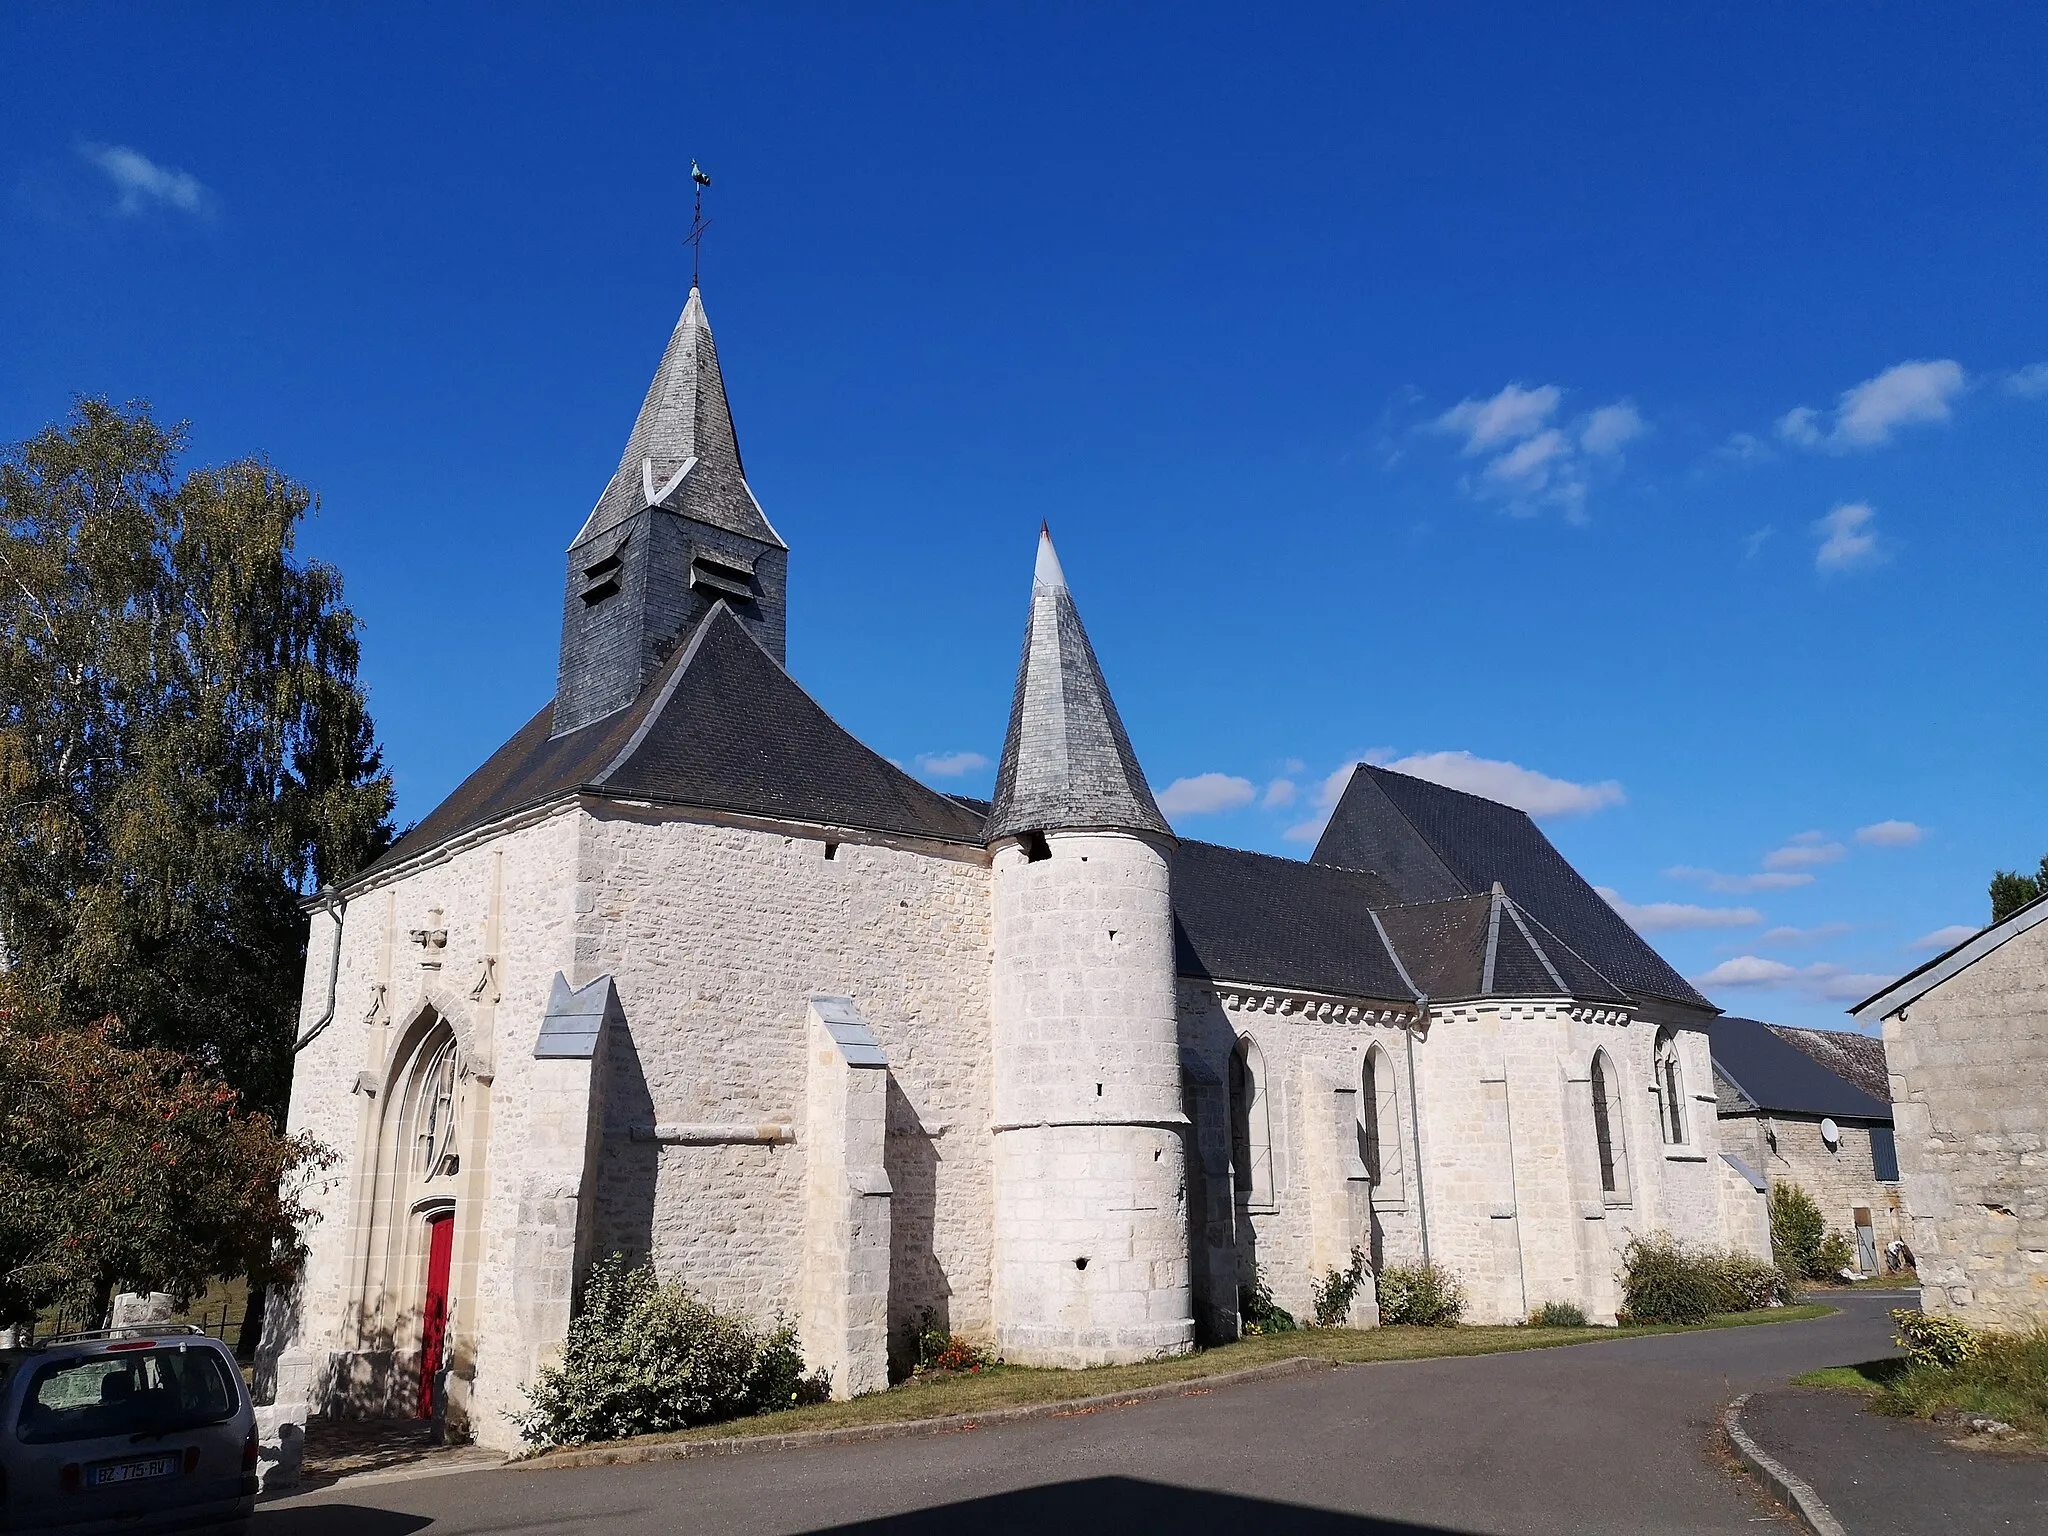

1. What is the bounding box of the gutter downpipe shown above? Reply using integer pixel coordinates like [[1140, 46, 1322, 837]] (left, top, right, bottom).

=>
[[294, 885, 347, 1053], [1405, 997, 1432, 1267]]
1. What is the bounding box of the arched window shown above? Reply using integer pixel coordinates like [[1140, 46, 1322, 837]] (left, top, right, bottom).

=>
[[1590, 1048, 1630, 1203], [1654, 1030, 1687, 1146], [1359, 1044, 1404, 1202], [1229, 1035, 1275, 1211], [393, 1027, 461, 1187]]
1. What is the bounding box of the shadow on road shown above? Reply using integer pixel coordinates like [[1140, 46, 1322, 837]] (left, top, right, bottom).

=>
[[255, 1505, 434, 1535], [806, 1475, 1476, 1534]]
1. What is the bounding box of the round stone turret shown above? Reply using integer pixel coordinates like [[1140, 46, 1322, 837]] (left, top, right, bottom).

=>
[[985, 529, 1194, 1365]]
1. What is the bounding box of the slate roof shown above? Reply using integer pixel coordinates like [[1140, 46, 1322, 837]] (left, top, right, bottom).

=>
[[1171, 846, 1630, 1007], [1767, 1023, 1891, 1104], [987, 530, 1171, 841], [1172, 841, 1412, 1001], [1709, 1016, 1891, 1121], [572, 287, 783, 551], [1312, 764, 1712, 1011], [354, 603, 984, 882]]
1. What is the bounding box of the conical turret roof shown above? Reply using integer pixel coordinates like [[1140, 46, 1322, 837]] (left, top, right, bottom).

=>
[[987, 529, 1170, 841], [573, 286, 783, 550]]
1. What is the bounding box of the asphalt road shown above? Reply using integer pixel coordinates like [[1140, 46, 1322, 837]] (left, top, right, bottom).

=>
[[260, 1294, 1906, 1536], [1742, 1385, 2047, 1534]]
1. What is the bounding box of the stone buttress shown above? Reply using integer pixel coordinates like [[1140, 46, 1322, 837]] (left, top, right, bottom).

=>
[[984, 529, 1195, 1365]]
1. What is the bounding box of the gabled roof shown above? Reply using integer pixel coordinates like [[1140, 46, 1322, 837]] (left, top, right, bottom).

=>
[[354, 604, 983, 882], [573, 287, 783, 551], [1709, 1016, 1891, 1122], [1172, 841, 1413, 1002], [1850, 889, 2048, 1023], [987, 530, 1170, 841], [1312, 764, 1711, 1011], [1769, 1023, 1890, 1104]]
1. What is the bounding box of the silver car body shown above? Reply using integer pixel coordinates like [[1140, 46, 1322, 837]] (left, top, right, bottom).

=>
[[0, 1327, 255, 1535]]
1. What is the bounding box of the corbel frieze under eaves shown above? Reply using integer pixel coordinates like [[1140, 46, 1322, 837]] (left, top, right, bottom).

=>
[[1193, 981, 1420, 1028]]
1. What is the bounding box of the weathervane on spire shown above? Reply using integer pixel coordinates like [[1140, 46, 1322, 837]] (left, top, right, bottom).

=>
[[685, 160, 713, 290]]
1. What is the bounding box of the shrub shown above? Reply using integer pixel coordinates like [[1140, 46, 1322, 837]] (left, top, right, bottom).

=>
[[1876, 1321, 2048, 1438], [1531, 1301, 1587, 1329], [914, 1310, 992, 1373], [1816, 1231, 1858, 1277], [1239, 1265, 1298, 1335], [1377, 1262, 1466, 1327], [512, 1256, 830, 1447], [1892, 1309, 1981, 1370], [1769, 1182, 1826, 1279], [1701, 1248, 1792, 1311], [1310, 1248, 1369, 1328], [1620, 1233, 1720, 1324]]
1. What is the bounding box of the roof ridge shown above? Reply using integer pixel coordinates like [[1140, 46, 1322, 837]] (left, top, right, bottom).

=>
[[1509, 902, 1635, 1004], [1499, 896, 1571, 995]]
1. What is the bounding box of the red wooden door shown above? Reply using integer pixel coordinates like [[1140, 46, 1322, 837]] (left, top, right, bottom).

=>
[[418, 1212, 454, 1419]]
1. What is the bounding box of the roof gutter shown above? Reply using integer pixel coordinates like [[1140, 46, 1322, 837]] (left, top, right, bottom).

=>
[[293, 886, 347, 1054]]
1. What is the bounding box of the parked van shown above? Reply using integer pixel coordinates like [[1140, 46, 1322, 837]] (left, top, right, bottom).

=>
[[0, 1326, 256, 1534]]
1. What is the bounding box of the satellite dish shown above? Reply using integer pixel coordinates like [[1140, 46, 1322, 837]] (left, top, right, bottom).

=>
[[1820, 1118, 1840, 1148]]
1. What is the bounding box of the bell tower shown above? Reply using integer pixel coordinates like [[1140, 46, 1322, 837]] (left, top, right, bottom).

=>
[[553, 287, 787, 736]]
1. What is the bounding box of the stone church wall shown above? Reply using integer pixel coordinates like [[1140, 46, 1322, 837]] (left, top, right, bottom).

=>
[[1882, 918, 2048, 1330], [576, 808, 995, 1368]]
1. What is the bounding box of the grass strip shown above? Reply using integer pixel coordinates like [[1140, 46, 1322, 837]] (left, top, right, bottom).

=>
[[523, 1304, 1832, 1459]]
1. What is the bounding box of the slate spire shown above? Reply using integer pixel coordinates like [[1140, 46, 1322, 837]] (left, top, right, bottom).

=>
[[553, 286, 790, 737], [987, 528, 1171, 841], [574, 286, 781, 550]]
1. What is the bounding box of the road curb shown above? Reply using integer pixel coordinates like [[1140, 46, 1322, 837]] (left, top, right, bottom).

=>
[[514, 1355, 1335, 1472], [1723, 1392, 1850, 1536]]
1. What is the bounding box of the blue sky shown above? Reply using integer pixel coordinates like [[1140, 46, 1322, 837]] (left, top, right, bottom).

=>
[[5, 5, 2045, 1031]]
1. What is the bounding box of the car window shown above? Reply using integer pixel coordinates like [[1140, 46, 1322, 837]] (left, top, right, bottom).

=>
[[17, 1346, 240, 1444]]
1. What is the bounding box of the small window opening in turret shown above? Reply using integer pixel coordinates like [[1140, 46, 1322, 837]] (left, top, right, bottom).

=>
[[823, 841, 839, 861], [1020, 832, 1051, 863], [1107, 928, 1118, 943], [1074, 1256, 1088, 1270], [1096, 1082, 1103, 1096]]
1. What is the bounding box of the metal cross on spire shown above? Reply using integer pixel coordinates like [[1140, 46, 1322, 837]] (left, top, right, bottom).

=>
[[685, 160, 713, 290]]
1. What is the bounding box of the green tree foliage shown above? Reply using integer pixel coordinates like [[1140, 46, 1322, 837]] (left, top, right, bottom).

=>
[[0, 400, 394, 1112], [1769, 1181, 1826, 1279], [1989, 855, 2048, 924], [0, 981, 333, 1326]]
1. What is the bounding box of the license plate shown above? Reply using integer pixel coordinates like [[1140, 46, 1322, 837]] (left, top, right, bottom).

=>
[[91, 1455, 176, 1486]]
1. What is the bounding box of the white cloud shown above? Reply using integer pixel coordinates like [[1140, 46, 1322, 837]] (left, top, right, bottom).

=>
[[1856, 819, 1925, 847], [1261, 778, 1297, 810], [1666, 865, 1816, 895], [1814, 502, 1885, 574], [914, 751, 990, 778], [1721, 431, 1776, 463], [1909, 924, 1977, 953], [1435, 383, 1562, 454], [1597, 888, 1761, 934], [1692, 955, 1897, 1003], [1758, 922, 1853, 946], [1763, 833, 1847, 871], [1156, 773, 1256, 817], [2008, 363, 2048, 400], [1431, 384, 1641, 522], [79, 142, 211, 216], [1283, 762, 1364, 843], [1779, 359, 1967, 452], [1580, 401, 1646, 455], [1484, 428, 1571, 488], [1742, 526, 1775, 559], [1378, 750, 1624, 819]]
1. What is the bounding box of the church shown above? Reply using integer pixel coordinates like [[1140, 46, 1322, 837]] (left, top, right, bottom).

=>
[[263, 284, 1770, 1450]]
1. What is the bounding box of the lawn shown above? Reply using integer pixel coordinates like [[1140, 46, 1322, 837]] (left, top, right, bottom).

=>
[[1796, 1326, 2048, 1440], [524, 1304, 1833, 1460]]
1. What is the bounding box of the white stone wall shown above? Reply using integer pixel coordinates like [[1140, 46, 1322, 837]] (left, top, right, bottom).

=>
[[269, 807, 582, 1446], [1719, 1112, 1908, 1256], [988, 831, 1193, 1364], [1882, 919, 2048, 1329], [576, 808, 995, 1365]]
